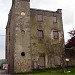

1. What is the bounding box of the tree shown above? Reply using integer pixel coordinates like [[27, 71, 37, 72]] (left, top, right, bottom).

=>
[[0, 59, 6, 69], [66, 28, 75, 48], [65, 28, 75, 57], [68, 28, 75, 37]]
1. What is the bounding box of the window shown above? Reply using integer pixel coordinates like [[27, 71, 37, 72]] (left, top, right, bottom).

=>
[[53, 16, 57, 23], [9, 32, 10, 41], [38, 30, 43, 38], [21, 52, 25, 56], [54, 56, 61, 66], [53, 31, 59, 39], [37, 15, 43, 21]]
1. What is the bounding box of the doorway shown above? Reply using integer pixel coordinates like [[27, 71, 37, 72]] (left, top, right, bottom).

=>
[[38, 54, 45, 69]]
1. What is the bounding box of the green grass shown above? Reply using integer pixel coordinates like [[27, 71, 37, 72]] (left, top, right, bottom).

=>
[[17, 67, 75, 75]]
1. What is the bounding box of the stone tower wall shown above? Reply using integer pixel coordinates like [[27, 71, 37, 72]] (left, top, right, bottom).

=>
[[6, 0, 31, 73], [13, 0, 31, 73], [6, 3, 15, 73]]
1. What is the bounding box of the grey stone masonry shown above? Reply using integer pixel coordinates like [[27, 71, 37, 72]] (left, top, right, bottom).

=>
[[14, 0, 31, 73]]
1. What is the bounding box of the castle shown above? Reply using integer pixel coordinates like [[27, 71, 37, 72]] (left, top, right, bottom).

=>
[[6, 0, 65, 73]]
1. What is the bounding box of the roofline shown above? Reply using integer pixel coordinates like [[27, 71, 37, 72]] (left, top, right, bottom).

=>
[[30, 8, 62, 14], [30, 8, 56, 13]]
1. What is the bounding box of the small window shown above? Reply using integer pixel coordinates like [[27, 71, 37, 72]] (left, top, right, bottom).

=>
[[9, 32, 10, 41], [21, 52, 25, 56], [53, 31, 59, 39], [53, 16, 57, 23], [37, 15, 43, 21], [38, 30, 44, 38]]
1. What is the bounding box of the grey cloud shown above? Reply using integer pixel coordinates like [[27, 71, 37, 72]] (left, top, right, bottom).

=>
[[0, 37, 5, 50], [0, 50, 5, 59], [30, 0, 58, 10], [0, 0, 11, 13], [63, 9, 74, 25]]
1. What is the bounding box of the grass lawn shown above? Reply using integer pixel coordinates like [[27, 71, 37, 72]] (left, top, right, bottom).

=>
[[27, 73, 75, 75], [17, 67, 75, 75], [26, 71, 75, 75]]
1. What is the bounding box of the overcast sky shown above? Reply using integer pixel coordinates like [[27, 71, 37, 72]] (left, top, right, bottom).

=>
[[0, 0, 74, 59]]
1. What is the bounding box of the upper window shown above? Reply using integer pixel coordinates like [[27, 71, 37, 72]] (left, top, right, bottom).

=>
[[38, 30, 44, 38], [53, 31, 59, 39], [37, 15, 43, 21], [53, 16, 57, 23]]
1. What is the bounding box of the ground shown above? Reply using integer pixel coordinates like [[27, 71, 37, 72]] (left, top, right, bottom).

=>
[[17, 67, 75, 75], [0, 70, 6, 74], [26, 71, 75, 75], [0, 67, 75, 75]]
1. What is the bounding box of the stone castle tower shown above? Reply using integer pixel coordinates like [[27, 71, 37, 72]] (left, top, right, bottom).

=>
[[6, 0, 65, 73], [6, 0, 31, 73]]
